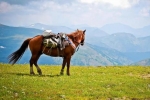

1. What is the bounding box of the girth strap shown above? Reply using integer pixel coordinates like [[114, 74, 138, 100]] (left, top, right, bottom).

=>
[[57, 48, 59, 57]]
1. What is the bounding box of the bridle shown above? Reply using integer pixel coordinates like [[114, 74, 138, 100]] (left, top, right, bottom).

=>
[[68, 30, 85, 52], [73, 32, 85, 45], [72, 33, 85, 52], [80, 39, 85, 46]]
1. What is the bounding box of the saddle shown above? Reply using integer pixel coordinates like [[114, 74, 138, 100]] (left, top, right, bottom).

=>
[[42, 30, 69, 50]]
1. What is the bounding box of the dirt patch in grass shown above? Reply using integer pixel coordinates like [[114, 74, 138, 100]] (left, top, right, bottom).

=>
[[142, 74, 150, 79]]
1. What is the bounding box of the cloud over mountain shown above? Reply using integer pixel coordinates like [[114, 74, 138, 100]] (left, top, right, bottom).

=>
[[0, 0, 150, 28]]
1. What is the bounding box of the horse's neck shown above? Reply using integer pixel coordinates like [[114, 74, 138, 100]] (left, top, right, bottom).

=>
[[67, 34, 79, 47]]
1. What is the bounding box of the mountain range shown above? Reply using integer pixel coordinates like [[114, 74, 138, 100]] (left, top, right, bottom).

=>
[[28, 23, 150, 37], [28, 23, 150, 52], [101, 23, 150, 37], [0, 23, 150, 66], [132, 58, 150, 66]]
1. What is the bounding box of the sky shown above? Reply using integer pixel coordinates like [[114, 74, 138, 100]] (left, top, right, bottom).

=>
[[0, 0, 150, 28]]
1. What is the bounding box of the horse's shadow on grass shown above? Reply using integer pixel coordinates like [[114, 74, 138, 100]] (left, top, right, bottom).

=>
[[7, 72, 61, 77]]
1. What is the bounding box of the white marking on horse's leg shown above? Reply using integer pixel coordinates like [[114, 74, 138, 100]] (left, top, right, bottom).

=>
[[34, 64, 42, 75], [30, 59, 35, 75], [30, 66, 35, 75]]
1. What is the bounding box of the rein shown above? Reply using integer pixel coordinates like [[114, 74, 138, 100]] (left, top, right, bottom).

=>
[[73, 38, 84, 52], [75, 43, 81, 52], [68, 38, 83, 53]]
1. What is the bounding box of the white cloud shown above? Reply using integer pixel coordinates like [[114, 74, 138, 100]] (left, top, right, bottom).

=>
[[0, 1, 26, 13], [0, 0, 149, 28], [0, 46, 5, 48], [79, 0, 139, 9], [0, 2, 11, 13], [140, 7, 150, 17]]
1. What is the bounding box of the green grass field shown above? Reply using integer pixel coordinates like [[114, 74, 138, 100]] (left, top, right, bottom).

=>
[[0, 63, 150, 100]]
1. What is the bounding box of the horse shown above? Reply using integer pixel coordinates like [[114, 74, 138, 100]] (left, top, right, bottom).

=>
[[8, 29, 86, 76]]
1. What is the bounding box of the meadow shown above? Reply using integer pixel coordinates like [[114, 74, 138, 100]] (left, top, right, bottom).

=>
[[0, 63, 150, 100]]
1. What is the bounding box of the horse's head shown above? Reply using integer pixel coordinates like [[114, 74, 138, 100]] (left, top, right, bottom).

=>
[[79, 29, 86, 46], [70, 29, 86, 46]]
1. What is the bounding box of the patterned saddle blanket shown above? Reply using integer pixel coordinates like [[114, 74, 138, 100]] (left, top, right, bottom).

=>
[[42, 30, 70, 50]]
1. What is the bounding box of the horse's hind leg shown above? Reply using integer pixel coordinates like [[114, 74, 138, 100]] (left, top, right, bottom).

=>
[[29, 54, 42, 75], [34, 54, 42, 75], [29, 56, 35, 75]]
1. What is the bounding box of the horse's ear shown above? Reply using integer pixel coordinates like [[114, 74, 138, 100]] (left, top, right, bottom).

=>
[[83, 30, 86, 34]]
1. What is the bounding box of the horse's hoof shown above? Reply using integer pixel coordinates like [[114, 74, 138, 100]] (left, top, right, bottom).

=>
[[67, 74, 70, 76], [30, 72, 35, 75], [37, 70, 42, 75], [60, 72, 64, 75], [38, 72, 42, 75]]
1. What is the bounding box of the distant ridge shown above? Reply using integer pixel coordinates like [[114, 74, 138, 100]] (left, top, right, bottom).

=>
[[101, 23, 150, 37], [131, 58, 150, 66], [101, 23, 134, 34], [27, 23, 73, 33]]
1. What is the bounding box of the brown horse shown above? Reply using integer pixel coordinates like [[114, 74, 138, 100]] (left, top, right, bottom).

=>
[[8, 29, 85, 76]]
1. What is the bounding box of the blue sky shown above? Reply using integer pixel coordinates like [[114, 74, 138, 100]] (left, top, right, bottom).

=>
[[0, 0, 150, 28]]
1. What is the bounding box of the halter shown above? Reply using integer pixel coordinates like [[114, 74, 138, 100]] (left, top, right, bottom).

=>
[[72, 38, 85, 52], [68, 37, 84, 53], [67, 30, 85, 52]]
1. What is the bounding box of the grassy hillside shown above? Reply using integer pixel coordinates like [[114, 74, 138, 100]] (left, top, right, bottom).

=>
[[0, 63, 150, 100]]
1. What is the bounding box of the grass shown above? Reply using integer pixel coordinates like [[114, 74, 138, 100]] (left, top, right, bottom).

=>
[[0, 63, 150, 100]]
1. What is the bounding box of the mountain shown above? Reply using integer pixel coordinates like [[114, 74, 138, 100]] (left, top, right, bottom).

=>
[[81, 26, 108, 37], [0, 24, 43, 56], [70, 24, 90, 29], [98, 32, 150, 52], [80, 27, 109, 47], [27, 23, 73, 33], [137, 25, 150, 37], [131, 58, 150, 66], [28, 23, 150, 38], [0, 24, 42, 37], [27, 23, 109, 48], [124, 52, 150, 62], [26, 23, 150, 52], [28, 23, 108, 39], [0, 24, 132, 66], [101, 23, 135, 34], [71, 43, 132, 66], [86, 44, 132, 65], [101, 23, 150, 37], [1, 23, 150, 66]]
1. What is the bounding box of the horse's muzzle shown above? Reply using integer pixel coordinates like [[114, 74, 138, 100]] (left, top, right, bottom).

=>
[[81, 43, 84, 46]]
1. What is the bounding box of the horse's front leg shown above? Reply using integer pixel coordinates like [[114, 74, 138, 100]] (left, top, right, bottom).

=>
[[66, 57, 71, 76], [60, 57, 66, 75]]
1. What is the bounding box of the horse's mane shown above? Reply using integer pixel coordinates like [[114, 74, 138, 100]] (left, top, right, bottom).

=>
[[67, 30, 81, 40]]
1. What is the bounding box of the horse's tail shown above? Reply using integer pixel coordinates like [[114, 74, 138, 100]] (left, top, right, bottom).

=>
[[8, 38, 32, 65]]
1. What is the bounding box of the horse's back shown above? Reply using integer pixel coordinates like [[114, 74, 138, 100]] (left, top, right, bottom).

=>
[[29, 35, 43, 54]]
